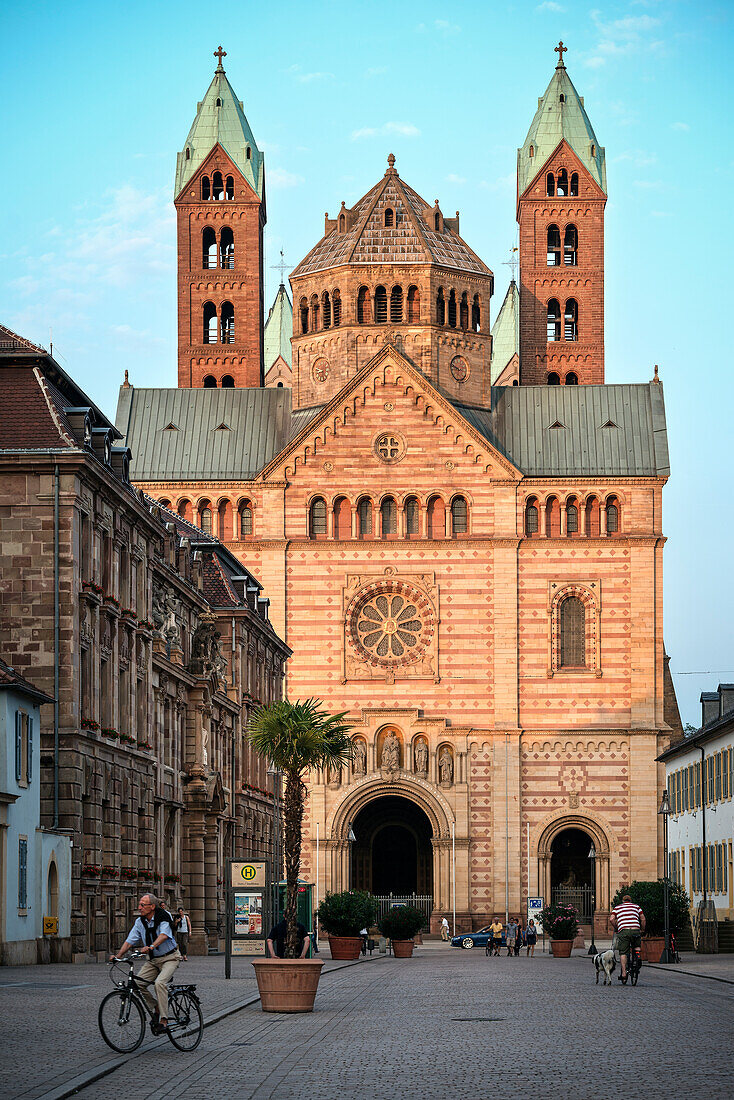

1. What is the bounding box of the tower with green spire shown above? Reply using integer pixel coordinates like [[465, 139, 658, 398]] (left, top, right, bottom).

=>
[[517, 42, 607, 386], [175, 47, 266, 389]]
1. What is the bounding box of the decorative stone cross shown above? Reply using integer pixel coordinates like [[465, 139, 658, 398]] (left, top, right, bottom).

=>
[[271, 249, 288, 285], [555, 40, 567, 67], [214, 46, 227, 71]]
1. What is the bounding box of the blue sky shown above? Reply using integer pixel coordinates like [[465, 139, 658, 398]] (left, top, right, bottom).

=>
[[1, 0, 731, 725]]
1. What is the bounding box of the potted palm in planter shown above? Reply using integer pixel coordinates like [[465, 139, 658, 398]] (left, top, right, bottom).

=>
[[317, 891, 378, 960], [379, 905, 425, 958], [248, 698, 353, 1012], [611, 880, 690, 962], [539, 902, 580, 957]]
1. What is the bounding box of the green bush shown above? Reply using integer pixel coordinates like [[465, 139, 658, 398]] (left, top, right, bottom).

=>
[[316, 891, 377, 937], [611, 880, 690, 936], [378, 904, 425, 940], [539, 902, 580, 940]]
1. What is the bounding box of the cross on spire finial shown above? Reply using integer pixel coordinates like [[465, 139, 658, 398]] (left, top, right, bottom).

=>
[[214, 46, 227, 72], [502, 245, 519, 283], [555, 40, 567, 68], [270, 250, 289, 286]]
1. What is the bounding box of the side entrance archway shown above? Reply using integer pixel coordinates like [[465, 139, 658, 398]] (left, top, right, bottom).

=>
[[351, 796, 433, 897], [536, 814, 613, 923], [550, 827, 594, 921]]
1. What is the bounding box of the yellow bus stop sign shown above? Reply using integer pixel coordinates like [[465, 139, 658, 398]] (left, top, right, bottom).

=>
[[230, 861, 266, 888]]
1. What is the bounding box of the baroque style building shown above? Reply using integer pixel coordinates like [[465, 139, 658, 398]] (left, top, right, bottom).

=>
[[120, 46, 681, 933]]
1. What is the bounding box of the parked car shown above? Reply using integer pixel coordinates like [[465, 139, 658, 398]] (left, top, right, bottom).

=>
[[450, 926, 506, 950]]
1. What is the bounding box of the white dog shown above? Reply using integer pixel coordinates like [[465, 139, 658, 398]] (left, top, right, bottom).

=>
[[594, 949, 616, 985]]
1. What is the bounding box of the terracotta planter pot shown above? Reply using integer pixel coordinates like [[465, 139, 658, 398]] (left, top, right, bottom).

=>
[[640, 936, 665, 963], [391, 938, 415, 958], [327, 935, 363, 960], [251, 958, 324, 1012], [550, 939, 573, 958]]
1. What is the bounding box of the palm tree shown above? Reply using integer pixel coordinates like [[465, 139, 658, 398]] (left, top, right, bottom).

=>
[[248, 699, 354, 958]]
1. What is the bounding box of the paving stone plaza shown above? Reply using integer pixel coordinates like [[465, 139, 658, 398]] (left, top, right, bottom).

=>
[[1, 944, 731, 1100]]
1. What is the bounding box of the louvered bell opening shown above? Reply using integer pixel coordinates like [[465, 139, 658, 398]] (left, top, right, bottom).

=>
[[390, 286, 403, 323], [374, 287, 388, 324], [333, 293, 341, 326]]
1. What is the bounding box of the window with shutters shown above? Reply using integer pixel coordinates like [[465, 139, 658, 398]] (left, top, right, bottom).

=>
[[559, 596, 585, 668], [18, 836, 28, 910], [715, 752, 722, 801], [15, 710, 31, 786], [309, 498, 327, 538]]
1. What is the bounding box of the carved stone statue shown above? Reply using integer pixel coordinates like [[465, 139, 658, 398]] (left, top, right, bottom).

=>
[[189, 612, 228, 682], [438, 747, 453, 786], [202, 728, 209, 767], [327, 765, 341, 789], [380, 731, 400, 772], [414, 739, 428, 776], [353, 739, 367, 777]]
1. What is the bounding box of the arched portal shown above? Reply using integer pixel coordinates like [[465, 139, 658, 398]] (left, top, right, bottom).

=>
[[352, 796, 433, 897], [536, 815, 612, 923]]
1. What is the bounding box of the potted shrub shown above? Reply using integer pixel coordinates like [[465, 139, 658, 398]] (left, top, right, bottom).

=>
[[611, 880, 690, 962], [317, 891, 377, 960], [540, 902, 580, 957], [248, 698, 353, 1011], [379, 905, 425, 958]]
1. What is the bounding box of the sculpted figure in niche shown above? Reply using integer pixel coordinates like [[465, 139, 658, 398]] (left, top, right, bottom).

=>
[[438, 746, 453, 787], [327, 764, 341, 789], [381, 731, 400, 772], [353, 739, 367, 777], [414, 738, 429, 776]]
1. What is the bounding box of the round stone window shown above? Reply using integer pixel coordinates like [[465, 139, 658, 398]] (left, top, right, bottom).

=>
[[312, 357, 330, 383], [347, 581, 434, 669], [450, 356, 469, 382], [373, 432, 406, 464]]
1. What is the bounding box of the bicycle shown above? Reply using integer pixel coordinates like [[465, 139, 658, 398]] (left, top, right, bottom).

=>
[[620, 935, 642, 986], [98, 951, 203, 1053]]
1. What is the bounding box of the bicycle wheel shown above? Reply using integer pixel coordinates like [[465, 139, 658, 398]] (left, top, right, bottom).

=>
[[631, 955, 640, 986], [167, 991, 203, 1052], [98, 990, 145, 1053]]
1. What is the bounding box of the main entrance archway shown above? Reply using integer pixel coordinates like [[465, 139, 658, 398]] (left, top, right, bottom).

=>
[[351, 795, 433, 897]]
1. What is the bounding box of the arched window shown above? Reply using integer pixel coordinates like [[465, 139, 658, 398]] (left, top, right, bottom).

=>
[[159, 498, 171, 509], [203, 226, 217, 269], [203, 374, 217, 387], [529, 144, 535, 158], [203, 302, 217, 344], [380, 496, 397, 536], [239, 500, 253, 538], [212, 171, 224, 200], [585, 496, 600, 536], [472, 294, 481, 332], [565, 372, 578, 385], [221, 301, 235, 343], [606, 495, 620, 535], [560, 596, 585, 667], [198, 500, 213, 535], [374, 285, 387, 323], [545, 495, 561, 537], [448, 289, 457, 328], [547, 299, 561, 342], [332, 289, 342, 326], [309, 497, 327, 538], [225, 175, 234, 199], [357, 286, 370, 324], [557, 169, 568, 197], [390, 285, 403, 323], [459, 292, 469, 331], [357, 497, 372, 538], [547, 225, 561, 266], [434, 211, 440, 230], [220, 227, 234, 269], [566, 497, 579, 535], [564, 299, 578, 341], [404, 496, 420, 537], [300, 297, 309, 334], [221, 375, 234, 387], [310, 293, 320, 331], [338, 213, 346, 232], [218, 499, 233, 540], [333, 496, 351, 539], [246, 146, 252, 160], [546, 172, 555, 197], [563, 225, 577, 266], [547, 371, 561, 385], [216, 97, 222, 107], [451, 496, 468, 536], [201, 175, 211, 200], [525, 497, 539, 536], [185, 147, 190, 161], [407, 285, 420, 322], [570, 172, 579, 197], [427, 495, 445, 538], [436, 287, 446, 325], [322, 290, 331, 329], [384, 208, 394, 227], [177, 498, 193, 523]]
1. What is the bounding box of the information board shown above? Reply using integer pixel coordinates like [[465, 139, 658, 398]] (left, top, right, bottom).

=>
[[527, 896, 544, 935], [226, 859, 270, 978]]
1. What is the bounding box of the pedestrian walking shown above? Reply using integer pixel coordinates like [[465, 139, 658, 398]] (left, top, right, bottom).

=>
[[514, 920, 523, 956], [506, 919, 517, 956], [489, 916, 503, 956], [525, 918, 537, 957], [440, 915, 450, 942], [176, 906, 191, 961]]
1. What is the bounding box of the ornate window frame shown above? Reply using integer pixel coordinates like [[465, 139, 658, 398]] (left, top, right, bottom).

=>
[[547, 579, 602, 678]]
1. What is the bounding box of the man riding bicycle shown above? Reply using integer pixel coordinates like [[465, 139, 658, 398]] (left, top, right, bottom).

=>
[[609, 894, 646, 983], [110, 893, 182, 1033]]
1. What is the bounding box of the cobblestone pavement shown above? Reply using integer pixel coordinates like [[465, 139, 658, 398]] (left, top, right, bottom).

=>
[[51, 946, 734, 1100]]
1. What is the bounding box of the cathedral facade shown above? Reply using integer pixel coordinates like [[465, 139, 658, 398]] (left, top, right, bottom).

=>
[[119, 46, 681, 932]]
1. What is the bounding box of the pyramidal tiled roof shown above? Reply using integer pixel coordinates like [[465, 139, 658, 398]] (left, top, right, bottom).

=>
[[518, 56, 605, 196], [490, 281, 520, 382], [175, 55, 263, 199], [264, 284, 292, 371], [292, 157, 491, 278]]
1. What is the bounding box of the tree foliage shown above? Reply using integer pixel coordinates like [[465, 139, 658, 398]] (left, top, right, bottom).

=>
[[612, 880, 690, 936], [317, 891, 378, 937]]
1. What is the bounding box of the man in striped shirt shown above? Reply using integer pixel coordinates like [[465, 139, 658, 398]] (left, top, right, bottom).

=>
[[610, 895, 646, 981]]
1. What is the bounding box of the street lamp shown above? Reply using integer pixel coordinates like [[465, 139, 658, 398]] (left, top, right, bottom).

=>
[[267, 761, 282, 922], [587, 843, 597, 956], [347, 823, 356, 892], [658, 789, 672, 964]]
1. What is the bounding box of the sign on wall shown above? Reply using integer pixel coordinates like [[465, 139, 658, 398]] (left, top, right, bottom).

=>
[[230, 861, 267, 888], [527, 897, 544, 935]]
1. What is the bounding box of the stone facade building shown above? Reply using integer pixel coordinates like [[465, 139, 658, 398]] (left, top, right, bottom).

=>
[[0, 329, 288, 958]]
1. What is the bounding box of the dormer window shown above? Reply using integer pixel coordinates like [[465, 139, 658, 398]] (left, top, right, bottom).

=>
[[559, 93, 565, 103], [384, 208, 394, 227], [590, 143, 596, 158], [216, 98, 222, 107], [185, 147, 190, 161], [529, 144, 534, 158], [246, 146, 251, 160]]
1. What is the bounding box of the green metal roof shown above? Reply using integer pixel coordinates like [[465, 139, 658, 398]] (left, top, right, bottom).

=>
[[518, 61, 606, 196], [264, 285, 292, 372], [490, 281, 519, 383], [175, 59, 263, 199]]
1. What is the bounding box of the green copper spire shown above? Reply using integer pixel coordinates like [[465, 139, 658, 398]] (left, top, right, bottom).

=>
[[264, 283, 293, 372], [175, 47, 264, 199], [518, 43, 606, 197]]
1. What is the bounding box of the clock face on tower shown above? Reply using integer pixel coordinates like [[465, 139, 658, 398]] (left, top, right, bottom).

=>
[[450, 356, 469, 382], [312, 358, 330, 383]]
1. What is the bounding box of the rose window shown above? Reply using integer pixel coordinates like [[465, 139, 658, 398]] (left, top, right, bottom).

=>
[[347, 581, 434, 669]]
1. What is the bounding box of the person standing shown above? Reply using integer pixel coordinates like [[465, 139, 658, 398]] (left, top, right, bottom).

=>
[[109, 894, 181, 1034], [514, 920, 523, 957], [525, 918, 537, 957], [176, 906, 191, 961], [489, 916, 504, 956], [440, 915, 450, 942], [506, 919, 516, 957]]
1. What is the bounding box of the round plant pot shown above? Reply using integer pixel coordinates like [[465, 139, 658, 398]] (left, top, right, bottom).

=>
[[391, 938, 415, 958], [550, 939, 573, 958], [327, 935, 363, 960], [640, 936, 665, 963], [251, 958, 324, 1013]]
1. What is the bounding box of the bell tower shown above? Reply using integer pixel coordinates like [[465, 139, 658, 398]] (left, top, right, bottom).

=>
[[517, 43, 607, 385], [174, 48, 266, 389]]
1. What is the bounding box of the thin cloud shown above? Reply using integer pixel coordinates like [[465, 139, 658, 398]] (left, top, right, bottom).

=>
[[536, 2, 565, 11], [285, 64, 334, 84], [417, 19, 461, 35], [350, 121, 420, 141], [583, 10, 665, 68], [446, 173, 467, 184], [366, 66, 387, 77], [613, 151, 657, 167], [268, 167, 305, 189], [671, 121, 690, 131]]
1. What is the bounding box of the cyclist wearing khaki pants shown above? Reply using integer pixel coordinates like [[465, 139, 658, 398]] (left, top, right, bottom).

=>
[[110, 894, 182, 1033], [609, 894, 646, 982]]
